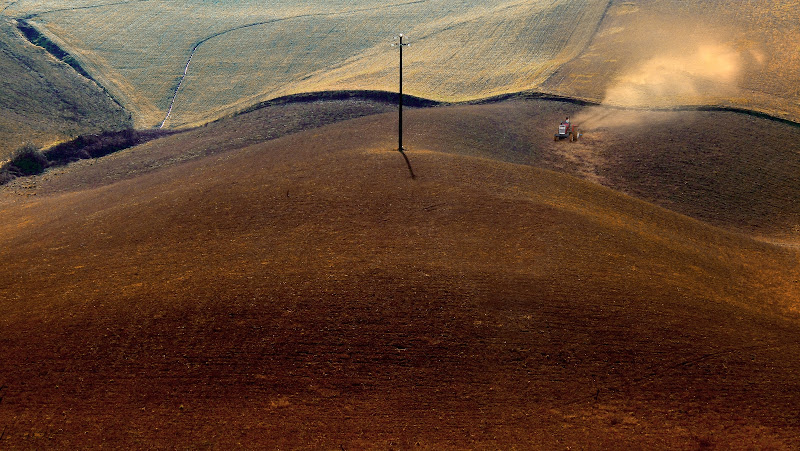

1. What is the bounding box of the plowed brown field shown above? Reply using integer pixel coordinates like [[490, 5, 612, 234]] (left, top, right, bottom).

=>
[[1, 98, 799, 448]]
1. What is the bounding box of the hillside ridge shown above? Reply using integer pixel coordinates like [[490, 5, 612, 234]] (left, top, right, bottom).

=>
[[1, 110, 799, 447], [0, 17, 131, 160], [220, 88, 800, 128]]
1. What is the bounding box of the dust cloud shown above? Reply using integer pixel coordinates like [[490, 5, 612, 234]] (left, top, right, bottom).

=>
[[574, 14, 764, 132], [572, 107, 678, 132], [604, 43, 744, 107]]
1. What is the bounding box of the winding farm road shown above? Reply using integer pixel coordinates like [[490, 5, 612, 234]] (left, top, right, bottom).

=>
[[159, 0, 428, 128]]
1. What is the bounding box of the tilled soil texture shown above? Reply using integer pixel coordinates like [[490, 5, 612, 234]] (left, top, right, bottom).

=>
[[12, 98, 800, 242], [1, 99, 799, 448], [403, 100, 800, 241]]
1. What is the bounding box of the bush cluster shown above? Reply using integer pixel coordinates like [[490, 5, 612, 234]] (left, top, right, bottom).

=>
[[43, 129, 170, 165], [1, 143, 49, 181], [0, 129, 175, 185]]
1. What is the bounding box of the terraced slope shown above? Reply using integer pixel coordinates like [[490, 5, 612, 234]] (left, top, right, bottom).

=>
[[1, 100, 799, 448], [0, 17, 130, 160]]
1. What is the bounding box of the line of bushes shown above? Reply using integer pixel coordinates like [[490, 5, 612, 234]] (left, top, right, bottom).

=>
[[0, 144, 49, 184], [0, 129, 176, 185]]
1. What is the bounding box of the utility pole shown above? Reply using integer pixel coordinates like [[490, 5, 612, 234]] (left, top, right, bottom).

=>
[[391, 34, 415, 179], [392, 34, 410, 152]]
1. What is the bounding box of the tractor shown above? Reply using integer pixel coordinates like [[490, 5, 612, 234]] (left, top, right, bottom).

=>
[[554, 119, 578, 142]]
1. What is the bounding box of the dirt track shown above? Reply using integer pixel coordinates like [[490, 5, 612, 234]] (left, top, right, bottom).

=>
[[1, 99, 799, 448]]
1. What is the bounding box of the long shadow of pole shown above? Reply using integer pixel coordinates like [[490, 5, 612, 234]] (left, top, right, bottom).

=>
[[399, 148, 416, 179]]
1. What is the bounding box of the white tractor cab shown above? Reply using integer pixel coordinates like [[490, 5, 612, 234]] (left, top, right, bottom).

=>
[[554, 117, 578, 142]]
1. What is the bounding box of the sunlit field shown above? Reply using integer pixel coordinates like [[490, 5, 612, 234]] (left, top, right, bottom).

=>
[[3, 0, 609, 127], [0, 16, 129, 160], [544, 0, 800, 120], [3, 1, 800, 447], [3, 0, 800, 128]]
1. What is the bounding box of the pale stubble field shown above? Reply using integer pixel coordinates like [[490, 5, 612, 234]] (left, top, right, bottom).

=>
[[4, 0, 610, 128]]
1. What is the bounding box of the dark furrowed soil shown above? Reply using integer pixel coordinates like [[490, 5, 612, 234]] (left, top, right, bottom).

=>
[[10, 97, 799, 242], [1, 99, 799, 448], [403, 101, 800, 241]]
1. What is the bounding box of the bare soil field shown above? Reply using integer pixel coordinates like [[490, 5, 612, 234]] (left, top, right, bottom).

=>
[[404, 99, 800, 241], [1, 98, 799, 448]]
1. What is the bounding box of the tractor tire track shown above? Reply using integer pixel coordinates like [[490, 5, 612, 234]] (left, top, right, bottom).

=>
[[159, 0, 427, 128]]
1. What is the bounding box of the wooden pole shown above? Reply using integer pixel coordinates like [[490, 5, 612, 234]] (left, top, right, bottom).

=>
[[396, 34, 408, 152], [393, 34, 414, 178], [399, 34, 403, 152]]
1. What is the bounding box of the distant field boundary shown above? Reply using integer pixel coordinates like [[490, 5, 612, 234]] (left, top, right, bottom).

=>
[[1, 1, 18, 14], [691, 105, 800, 128], [465, 91, 601, 107], [226, 90, 597, 123], [3, 88, 798, 188], [18, 0, 151, 20], [234, 90, 442, 116], [598, 103, 800, 128], [233, 89, 800, 128], [481, 90, 800, 128]]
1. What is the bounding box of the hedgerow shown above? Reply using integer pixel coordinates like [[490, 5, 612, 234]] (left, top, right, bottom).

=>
[[3, 143, 48, 178], [0, 129, 176, 185]]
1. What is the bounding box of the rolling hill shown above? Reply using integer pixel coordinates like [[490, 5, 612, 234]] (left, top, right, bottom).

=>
[[0, 0, 618, 128], [16, 95, 799, 241], [1, 98, 799, 447], [2, 0, 799, 446], [3, 0, 798, 131], [404, 98, 800, 241], [0, 17, 130, 160]]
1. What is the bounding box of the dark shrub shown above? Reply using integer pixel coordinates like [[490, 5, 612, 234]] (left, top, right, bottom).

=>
[[7, 143, 48, 176], [44, 128, 174, 165], [1, 129, 177, 186]]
